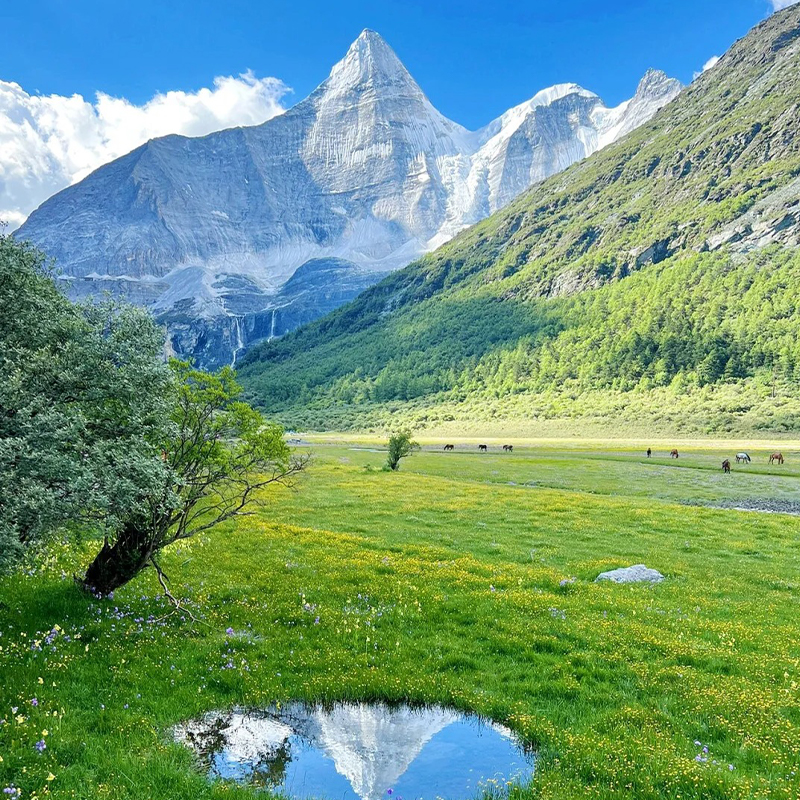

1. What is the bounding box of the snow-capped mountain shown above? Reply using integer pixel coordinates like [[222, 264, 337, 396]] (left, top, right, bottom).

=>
[[17, 30, 681, 368]]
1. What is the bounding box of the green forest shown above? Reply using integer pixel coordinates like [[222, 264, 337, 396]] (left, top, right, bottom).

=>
[[238, 247, 800, 433]]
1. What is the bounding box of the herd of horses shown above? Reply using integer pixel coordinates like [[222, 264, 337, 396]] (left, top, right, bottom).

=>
[[443, 443, 512, 452], [666, 448, 785, 472], [441, 444, 787, 470], [720, 451, 785, 472]]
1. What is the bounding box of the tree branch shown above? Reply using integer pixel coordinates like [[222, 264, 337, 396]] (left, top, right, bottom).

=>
[[149, 557, 209, 627]]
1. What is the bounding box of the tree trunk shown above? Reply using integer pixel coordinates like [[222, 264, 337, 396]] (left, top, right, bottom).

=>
[[81, 522, 154, 595]]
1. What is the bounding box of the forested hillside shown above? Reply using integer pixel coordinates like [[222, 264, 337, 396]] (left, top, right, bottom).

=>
[[239, 7, 800, 434]]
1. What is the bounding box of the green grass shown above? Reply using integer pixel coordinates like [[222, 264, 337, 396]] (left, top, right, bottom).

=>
[[376, 445, 800, 508], [2, 439, 800, 799]]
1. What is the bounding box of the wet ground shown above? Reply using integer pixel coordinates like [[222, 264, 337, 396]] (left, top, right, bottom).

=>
[[704, 498, 800, 515]]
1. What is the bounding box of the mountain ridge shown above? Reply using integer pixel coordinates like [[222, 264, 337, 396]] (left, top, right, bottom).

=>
[[16, 30, 680, 367]]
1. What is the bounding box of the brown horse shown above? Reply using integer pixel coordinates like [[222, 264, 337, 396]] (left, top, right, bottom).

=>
[[478, 444, 488, 452], [502, 444, 513, 452], [769, 452, 785, 465], [443, 444, 454, 451], [722, 459, 731, 473], [670, 449, 679, 459]]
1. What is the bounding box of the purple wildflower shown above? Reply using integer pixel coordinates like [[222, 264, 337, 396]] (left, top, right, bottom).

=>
[[35, 739, 46, 752], [30, 698, 38, 707]]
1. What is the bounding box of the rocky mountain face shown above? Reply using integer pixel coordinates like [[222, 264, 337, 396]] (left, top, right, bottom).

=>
[[17, 30, 680, 368]]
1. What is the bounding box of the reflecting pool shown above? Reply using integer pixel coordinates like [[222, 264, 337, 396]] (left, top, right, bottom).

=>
[[173, 701, 534, 800]]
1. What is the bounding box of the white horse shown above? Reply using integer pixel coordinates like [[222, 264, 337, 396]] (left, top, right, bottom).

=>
[[735, 452, 751, 463]]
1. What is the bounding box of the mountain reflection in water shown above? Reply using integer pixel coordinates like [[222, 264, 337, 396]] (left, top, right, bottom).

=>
[[173, 701, 534, 800]]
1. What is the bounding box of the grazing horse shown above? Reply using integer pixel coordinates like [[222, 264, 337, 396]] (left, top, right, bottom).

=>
[[478, 444, 488, 452], [722, 459, 731, 473], [443, 444, 454, 451], [502, 444, 513, 452], [769, 452, 785, 465], [670, 449, 679, 459], [735, 452, 751, 463]]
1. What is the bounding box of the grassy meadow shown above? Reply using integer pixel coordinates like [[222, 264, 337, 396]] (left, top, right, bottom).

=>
[[1, 438, 799, 799]]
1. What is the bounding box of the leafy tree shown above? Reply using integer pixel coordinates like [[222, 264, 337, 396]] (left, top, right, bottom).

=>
[[0, 235, 173, 573], [81, 362, 308, 596], [1, 235, 304, 596], [385, 430, 418, 471]]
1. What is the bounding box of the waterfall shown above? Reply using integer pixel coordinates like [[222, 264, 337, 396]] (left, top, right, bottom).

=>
[[268, 308, 278, 342], [230, 316, 245, 367]]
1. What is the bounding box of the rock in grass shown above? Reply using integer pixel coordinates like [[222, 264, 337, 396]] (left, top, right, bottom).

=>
[[595, 564, 664, 584]]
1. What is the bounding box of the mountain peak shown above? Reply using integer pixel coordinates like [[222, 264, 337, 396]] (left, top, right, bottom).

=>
[[355, 28, 384, 43], [324, 29, 419, 95], [634, 68, 682, 100]]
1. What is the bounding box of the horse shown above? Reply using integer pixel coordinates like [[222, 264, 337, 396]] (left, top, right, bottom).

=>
[[722, 459, 731, 473], [443, 444, 454, 451], [735, 452, 751, 463], [769, 452, 785, 465], [670, 449, 679, 459], [478, 444, 488, 452], [502, 444, 513, 452]]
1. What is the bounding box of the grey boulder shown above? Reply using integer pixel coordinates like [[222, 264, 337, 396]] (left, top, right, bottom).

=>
[[595, 564, 665, 584]]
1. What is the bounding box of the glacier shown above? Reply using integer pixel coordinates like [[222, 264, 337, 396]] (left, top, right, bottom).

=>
[[16, 30, 681, 368]]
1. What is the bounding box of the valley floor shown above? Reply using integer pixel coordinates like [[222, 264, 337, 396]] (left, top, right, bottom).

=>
[[268, 380, 800, 441], [1, 439, 799, 799]]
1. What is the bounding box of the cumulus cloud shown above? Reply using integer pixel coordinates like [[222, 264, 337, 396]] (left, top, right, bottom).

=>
[[772, 0, 800, 9], [0, 72, 290, 229], [693, 55, 720, 80]]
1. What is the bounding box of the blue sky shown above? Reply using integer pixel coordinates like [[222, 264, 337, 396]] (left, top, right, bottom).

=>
[[0, 0, 785, 129]]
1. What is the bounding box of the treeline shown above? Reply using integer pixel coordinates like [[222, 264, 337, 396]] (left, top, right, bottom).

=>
[[239, 247, 800, 415], [465, 247, 800, 395]]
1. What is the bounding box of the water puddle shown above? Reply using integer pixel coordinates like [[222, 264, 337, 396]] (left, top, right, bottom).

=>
[[173, 701, 534, 800]]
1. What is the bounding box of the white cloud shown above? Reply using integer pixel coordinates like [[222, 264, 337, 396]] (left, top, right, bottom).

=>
[[0, 72, 290, 230], [693, 55, 720, 80], [772, 0, 800, 10]]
